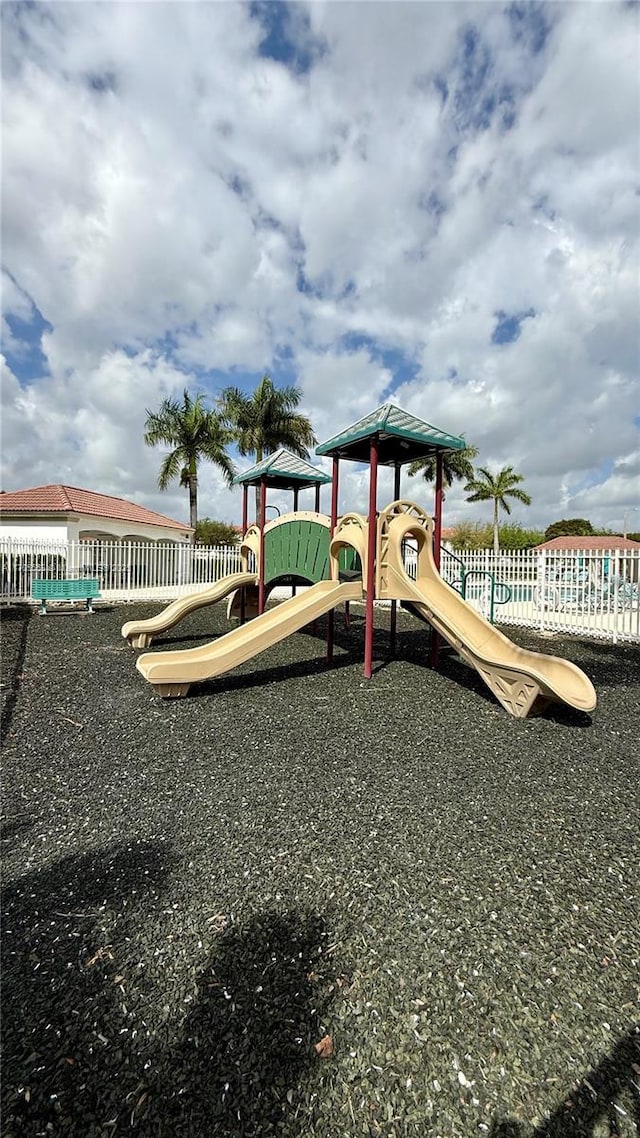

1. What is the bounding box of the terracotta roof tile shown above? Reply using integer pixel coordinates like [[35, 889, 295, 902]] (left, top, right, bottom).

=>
[[0, 484, 190, 531], [536, 536, 640, 551]]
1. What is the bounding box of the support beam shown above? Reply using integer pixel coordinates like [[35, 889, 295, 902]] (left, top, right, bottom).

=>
[[389, 461, 401, 656], [364, 436, 379, 679], [433, 452, 444, 572], [315, 484, 321, 513], [430, 452, 444, 668], [327, 457, 339, 663], [258, 475, 267, 616], [292, 487, 299, 598], [240, 485, 248, 625]]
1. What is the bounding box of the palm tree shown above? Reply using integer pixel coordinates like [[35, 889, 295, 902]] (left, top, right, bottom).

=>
[[464, 465, 532, 554], [408, 444, 478, 489], [144, 389, 235, 542], [218, 374, 316, 516]]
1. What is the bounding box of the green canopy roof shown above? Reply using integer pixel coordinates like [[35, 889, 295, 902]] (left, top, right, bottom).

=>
[[316, 403, 466, 466], [232, 448, 332, 490]]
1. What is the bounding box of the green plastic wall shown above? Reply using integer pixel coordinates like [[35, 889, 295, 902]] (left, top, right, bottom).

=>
[[263, 520, 358, 585]]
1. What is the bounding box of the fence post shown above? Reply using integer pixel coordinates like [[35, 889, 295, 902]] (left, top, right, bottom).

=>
[[612, 550, 620, 645], [537, 549, 546, 631], [67, 539, 79, 579]]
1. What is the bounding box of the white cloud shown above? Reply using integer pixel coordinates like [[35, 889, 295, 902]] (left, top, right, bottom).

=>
[[1, 0, 638, 535], [1, 348, 202, 523]]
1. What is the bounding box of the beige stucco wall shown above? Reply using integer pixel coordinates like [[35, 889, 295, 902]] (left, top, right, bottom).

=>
[[0, 514, 191, 543], [0, 518, 70, 541]]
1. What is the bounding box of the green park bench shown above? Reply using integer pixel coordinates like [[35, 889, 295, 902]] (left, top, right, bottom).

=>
[[31, 578, 102, 615]]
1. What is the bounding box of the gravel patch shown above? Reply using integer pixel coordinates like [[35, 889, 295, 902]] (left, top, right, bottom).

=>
[[1, 600, 639, 1137]]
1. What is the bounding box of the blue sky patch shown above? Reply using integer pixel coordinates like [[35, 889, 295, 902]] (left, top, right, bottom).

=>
[[3, 303, 52, 383], [249, 1, 326, 74], [570, 459, 615, 497], [454, 24, 494, 132], [338, 333, 419, 398], [492, 308, 536, 345], [508, 2, 553, 55], [296, 265, 326, 298]]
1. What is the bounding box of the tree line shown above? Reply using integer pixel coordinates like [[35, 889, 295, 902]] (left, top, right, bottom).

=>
[[144, 378, 631, 549]]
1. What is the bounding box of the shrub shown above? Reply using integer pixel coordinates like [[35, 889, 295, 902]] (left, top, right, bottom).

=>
[[544, 518, 594, 541], [449, 521, 493, 549], [449, 521, 545, 550], [497, 523, 546, 550], [195, 518, 240, 546]]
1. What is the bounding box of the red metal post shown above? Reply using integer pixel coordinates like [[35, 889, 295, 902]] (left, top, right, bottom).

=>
[[327, 457, 339, 662], [291, 487, 299, 598], [433, 452, 444, 572], [430, 452, 444, 668], [364, 436, 379, 679], [258, 475, 267, 615], [330, 458, 339, 531], [240, 485, 248, 624], [389, 461, 401, 656]]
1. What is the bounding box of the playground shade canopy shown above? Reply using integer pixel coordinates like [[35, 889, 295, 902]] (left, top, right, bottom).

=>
[[316, 403, 466, 466], [232, 449, 332, 491]]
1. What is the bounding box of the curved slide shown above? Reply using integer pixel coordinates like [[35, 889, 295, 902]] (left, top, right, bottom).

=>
[[136, 578, 362, 697], [381, 506, 596, 718], [121, 571, 258, 649]]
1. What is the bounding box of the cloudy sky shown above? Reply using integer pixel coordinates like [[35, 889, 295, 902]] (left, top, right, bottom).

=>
[[2, 0, 639, 533]]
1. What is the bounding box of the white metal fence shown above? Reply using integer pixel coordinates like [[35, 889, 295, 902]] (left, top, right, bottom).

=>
[[438, 545, 640, 644], [0, 537, 243, 605], [1, 536, 638, 642]]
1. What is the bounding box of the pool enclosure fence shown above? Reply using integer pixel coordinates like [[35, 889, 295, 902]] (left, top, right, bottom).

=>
[[1, 535, 638, 643]]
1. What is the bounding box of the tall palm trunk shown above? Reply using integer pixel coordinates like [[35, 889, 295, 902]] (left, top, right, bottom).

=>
[[188, 462, 198, 544], [493, 499, 500, 555]]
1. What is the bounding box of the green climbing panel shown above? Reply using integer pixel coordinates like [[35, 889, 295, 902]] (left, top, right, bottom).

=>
[[264, 520, 359, 585]]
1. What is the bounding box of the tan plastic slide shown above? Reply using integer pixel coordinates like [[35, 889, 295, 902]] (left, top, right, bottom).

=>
[[377, 501, 597, 718], [121, 571, 258, 649], [136, 578, 363, 697]]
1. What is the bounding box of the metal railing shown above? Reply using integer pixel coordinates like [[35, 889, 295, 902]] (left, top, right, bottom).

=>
[[0, 537, 243, 604], [1, 536, 638, 642], [442, 545, 640, 643], [402, 542, 639, 643]]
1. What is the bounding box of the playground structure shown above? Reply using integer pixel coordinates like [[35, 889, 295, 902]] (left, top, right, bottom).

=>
[[124, 405, 597, 718]]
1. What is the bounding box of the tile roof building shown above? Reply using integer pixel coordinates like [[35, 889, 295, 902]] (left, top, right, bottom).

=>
[[0, 485, 192, 543], [535, 536, 640, 551]]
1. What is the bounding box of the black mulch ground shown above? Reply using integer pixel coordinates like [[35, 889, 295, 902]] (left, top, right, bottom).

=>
[[1, 599, 639, 1138]]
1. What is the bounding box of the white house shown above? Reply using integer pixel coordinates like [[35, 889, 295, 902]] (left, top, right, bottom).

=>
[[0, 484, 192, 543]]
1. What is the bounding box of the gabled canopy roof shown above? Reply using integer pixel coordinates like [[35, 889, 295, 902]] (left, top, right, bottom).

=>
[[232, 448, 332, 490], [316, 403, 466, 466]]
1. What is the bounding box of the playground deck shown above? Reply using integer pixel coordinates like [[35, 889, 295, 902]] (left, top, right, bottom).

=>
[[1, 601, 638, 1138]]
